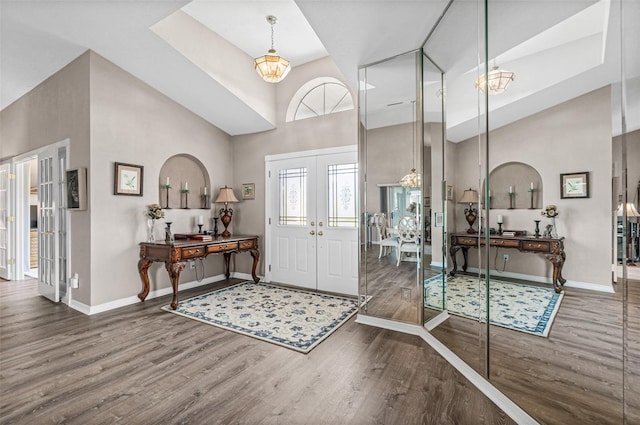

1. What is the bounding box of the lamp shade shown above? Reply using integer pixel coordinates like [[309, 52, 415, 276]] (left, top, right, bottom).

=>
[[254, 50, 291, 83], [215, 186, 239, 204], [617, 202, 640, 217], [458, 189, 479, 204]]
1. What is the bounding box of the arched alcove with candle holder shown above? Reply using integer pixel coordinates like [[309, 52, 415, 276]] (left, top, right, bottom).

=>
[[159, 154, 211, 210], [484, 162, 542, 210]]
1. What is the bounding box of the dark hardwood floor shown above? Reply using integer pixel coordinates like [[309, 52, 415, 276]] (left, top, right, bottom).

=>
[[0, 278, 514, 425], [429, 272, 640, 425]]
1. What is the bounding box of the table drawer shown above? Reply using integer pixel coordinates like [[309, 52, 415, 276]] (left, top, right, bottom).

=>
[[522, 240, 550, 252], [489, 239, 520, 248], [239, 240, 256, 250], [181, 247, 205, 259], [208, 242, 238, 253], [454, 237, 478, 246]]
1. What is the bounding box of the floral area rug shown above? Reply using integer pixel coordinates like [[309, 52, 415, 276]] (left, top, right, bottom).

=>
[[162, 282, 359, 353], [424, 274, 563, 337]]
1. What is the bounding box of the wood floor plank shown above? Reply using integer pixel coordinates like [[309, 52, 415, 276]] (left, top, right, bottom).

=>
[[0, 278, 513, 425]]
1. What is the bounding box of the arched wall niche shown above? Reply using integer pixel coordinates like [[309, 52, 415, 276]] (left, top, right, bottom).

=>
[[159, 154, 210, 210], [484, 161, 542, 210]]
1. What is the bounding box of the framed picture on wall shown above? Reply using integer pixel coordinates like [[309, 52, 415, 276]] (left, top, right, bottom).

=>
[[560, 171, 589, 199], [66, 168, 87, 210], [242, 183, 255, 200], [114, 162, 144, 196]]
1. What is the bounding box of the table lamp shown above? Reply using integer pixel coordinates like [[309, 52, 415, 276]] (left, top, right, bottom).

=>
[[458, 188, 479, 234], [215, 186, 239, 238]]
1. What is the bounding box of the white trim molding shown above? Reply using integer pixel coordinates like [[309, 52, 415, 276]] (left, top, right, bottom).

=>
[[66, 272, 260, 315]]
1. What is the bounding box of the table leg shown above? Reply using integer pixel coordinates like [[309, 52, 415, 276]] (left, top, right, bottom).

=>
[[250, 249, 260, 282], [224, 253, 231, 279], [449, 246, 461, 276], [137, 258, 153, 301], [545, 254, 563, 293], [558, 251, 567, 285], [165, 261, 185, 310], [461, 247, 469, 272]]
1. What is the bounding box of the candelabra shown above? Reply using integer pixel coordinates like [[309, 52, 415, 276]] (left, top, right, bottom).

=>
[[211, 217, 219, 237], [534, 220, 541, 238], [528, 188, 536, 209], [181, 189, 190, 209], [201, 194, 209, 209], [508, 191, 515, 209], [197, 224, 203, 234], [163, 184, 171, 209]]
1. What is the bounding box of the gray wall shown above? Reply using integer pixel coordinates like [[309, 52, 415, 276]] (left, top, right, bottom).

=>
[[452, 87, 613, 288], [0, 52, 92, 304]]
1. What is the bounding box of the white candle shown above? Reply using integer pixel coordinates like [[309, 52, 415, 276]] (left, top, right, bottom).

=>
[[530, 182, 534, 190], [509, 185, 513, 193], [203, 186, 207, 195], [185, 181, 188, 190], [497, 214, 503, 224], [166, 177, 170, 186], [197, 215, 203, 225]]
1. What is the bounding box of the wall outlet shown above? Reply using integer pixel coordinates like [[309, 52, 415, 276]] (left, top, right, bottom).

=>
[[503, 254, 509, 262], [190, 261, 195, 270]]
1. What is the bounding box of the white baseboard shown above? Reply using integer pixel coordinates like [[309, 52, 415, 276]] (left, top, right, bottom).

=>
[[67, 272, 261, 316], [465, 267, 615, 293], [424, 310, 450, 331], [356, 314, 538, 425], [430, 260, 445, 268]]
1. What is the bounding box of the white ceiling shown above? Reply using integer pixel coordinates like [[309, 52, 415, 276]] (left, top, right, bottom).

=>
[[1, 0, 638, 141]]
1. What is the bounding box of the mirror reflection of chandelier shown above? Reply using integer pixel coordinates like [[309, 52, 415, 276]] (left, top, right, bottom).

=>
[[475, 65, 515, 95]]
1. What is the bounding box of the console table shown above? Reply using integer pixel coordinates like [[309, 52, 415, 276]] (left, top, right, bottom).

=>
[[138, 235, 260, 309], [449, 233, 566, 293]]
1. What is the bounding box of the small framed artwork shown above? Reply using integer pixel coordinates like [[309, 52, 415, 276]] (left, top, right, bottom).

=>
[[242, 183, 255, 200], [560, 171, 589, 199], [446, 185, 454, 201], [114, 162, 144, 196], [66, 168, 87, 210]]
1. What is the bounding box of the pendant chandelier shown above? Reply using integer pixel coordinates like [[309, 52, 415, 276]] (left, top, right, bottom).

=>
[[400, 101, 421, 188], [475, 65, 515, 95], [254, 15, 291, 83]]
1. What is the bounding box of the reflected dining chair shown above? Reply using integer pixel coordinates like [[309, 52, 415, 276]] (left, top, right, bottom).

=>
[[374, 213, 399, 259], [397, 215, 421, 266]]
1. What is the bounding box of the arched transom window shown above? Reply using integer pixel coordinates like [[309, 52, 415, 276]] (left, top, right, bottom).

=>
[[286, 77, 354, 122]]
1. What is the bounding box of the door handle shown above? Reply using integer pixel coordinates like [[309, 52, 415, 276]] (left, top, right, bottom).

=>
[[310, 230, 315, 235], [318, 231, 323, 236]]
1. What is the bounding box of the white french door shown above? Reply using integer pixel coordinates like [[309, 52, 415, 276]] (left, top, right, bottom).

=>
[[37, 145, 62, 302], [0, 163, 12, 280], [267, 147, 358, 295]]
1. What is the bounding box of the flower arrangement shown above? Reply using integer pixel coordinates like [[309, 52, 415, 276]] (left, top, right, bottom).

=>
[[541, 205, 559, 218], [147, 204, 165, 220]]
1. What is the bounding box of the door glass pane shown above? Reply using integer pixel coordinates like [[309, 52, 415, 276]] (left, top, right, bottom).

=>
[[279, 167, 307, 225], [327, 163, 358, 227]]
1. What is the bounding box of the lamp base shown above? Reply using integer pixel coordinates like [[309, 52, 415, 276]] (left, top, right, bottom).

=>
[[465, 207, 477, 234], [220, 207, 233, 238]]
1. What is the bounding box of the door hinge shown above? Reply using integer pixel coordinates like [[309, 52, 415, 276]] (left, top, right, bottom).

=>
[[268, 170, 271, 178], [269, 217, 271, 225], [8, 216, 15, 222], [269, 265, 271, 272], [8, 173, 16, 180], [8, 259, 15, 265]]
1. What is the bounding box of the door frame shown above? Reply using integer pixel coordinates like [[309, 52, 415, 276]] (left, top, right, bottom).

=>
[[264, 145, 358, 285]]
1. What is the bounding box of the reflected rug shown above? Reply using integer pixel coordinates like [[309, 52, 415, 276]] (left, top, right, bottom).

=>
[[162, 282, 359, 353], [424, 274, 563, 337]]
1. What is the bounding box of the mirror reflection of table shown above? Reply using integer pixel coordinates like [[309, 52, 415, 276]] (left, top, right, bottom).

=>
[[137, 235, 260, 309], [449, 233, 566, 293]]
